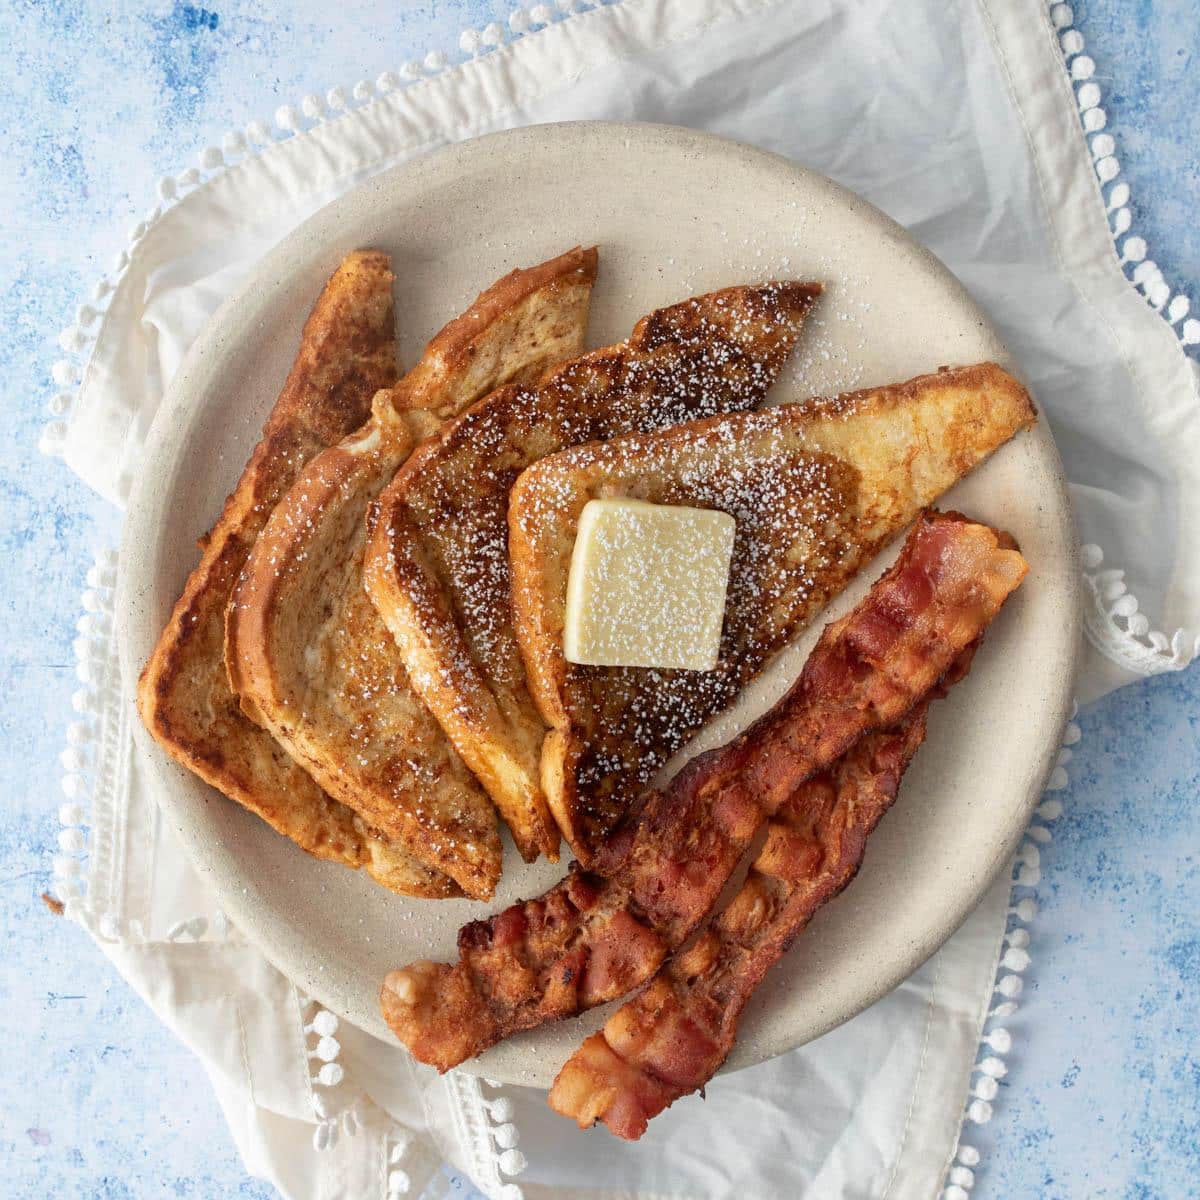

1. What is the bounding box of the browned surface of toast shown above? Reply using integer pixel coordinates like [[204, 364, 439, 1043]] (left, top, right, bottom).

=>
[[135, 250, 447, 897], [227, 248, 598, 900], [508, 361, 1037, 859], [366, 282, 822, 864]]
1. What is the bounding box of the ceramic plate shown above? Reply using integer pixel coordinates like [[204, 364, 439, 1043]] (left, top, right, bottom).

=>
[[117, 122, 1079, 1088]]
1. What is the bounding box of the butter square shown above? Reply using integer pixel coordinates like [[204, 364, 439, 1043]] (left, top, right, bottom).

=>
[[563, 498, 736, 670]]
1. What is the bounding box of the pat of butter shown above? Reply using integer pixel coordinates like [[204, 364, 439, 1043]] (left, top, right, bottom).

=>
[[563, 498, 736, 670]]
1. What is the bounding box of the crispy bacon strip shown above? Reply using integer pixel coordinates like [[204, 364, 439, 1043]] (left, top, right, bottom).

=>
[[547, 650, 978, 1137], [381, 512, 1027, 1071]]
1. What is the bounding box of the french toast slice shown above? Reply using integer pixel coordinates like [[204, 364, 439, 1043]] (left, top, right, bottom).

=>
[[137, 250, 448, 897], [508, 362, 1036, 860], [366, 282, 823, 864], [226, 248, 598, 900]]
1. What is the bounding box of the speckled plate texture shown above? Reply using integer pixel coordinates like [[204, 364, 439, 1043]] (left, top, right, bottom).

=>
[[118, 122, 1080, 1089]]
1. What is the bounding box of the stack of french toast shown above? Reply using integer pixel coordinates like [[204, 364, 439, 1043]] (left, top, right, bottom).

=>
[[139, 245, 1038, 1135], [139, 245, 1035, 904]]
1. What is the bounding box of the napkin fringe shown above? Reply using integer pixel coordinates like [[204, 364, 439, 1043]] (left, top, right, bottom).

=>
[[1081, 543, 1200, 673], [938, 701, 1079, 1200], [52, 546, 121, 931], [384, 1125, 420, 1199], [1045, 1, 1200, 676], [446, 1074, 527, 1200], [297, 994, 362, 1153], [1051, 3, 1200, 348]]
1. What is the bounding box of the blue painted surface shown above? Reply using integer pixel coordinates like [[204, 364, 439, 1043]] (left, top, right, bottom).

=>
[[1078, 2, 1200, 296], [981, 669, 1200, 1199], [0, 3, 1194, 1198]]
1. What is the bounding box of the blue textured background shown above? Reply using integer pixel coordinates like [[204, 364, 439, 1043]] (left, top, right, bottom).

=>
[[0, 3, 1195, 1198]]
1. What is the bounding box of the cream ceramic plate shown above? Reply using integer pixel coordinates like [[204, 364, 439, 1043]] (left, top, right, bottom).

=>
[[118, 122, 1079, 1089]]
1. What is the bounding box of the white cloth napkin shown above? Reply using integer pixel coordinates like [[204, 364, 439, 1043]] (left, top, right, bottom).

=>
[[47, 2, 1200, 1198]]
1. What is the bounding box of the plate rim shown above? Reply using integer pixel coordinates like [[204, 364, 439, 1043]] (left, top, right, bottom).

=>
[[116, 118, 1082, 1081]]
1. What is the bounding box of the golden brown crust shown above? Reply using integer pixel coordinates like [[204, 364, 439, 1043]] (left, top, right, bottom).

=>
[[225, 390, 404, 724], [228, 248, 598, 900], [397, 247, 598, 419], [508, 361, 1037, 860], [370, 282, 823, 864], [134, 251, 452, 897], [366, 382, 565, 865]]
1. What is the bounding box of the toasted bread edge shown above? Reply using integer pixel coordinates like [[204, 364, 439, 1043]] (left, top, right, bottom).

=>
[[364, 480, 562, 864]]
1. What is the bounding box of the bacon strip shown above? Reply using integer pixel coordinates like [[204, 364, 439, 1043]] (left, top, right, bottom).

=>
[[547, 649, 977, 1137], [380, 512, 1027, 1071]]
